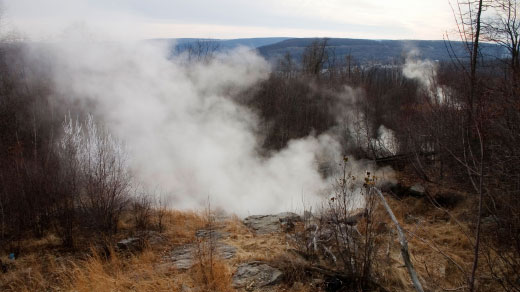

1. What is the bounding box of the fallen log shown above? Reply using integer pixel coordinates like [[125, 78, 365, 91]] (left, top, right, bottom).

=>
[[372, 187, 425, 292]]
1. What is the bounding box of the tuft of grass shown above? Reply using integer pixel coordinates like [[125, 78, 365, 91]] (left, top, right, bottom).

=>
[[190, 256, 233, 292], [64, 248, 182, 292]]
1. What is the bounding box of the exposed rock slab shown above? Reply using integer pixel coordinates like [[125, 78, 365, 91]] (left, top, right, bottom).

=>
[[170, 244, 196, 270], [117, 237, 142, 251], [117, 231, 167, 251], [215, 242, 237, 260], [243, 212, 301, 234], [232, 261, 283, 289], [409, 184, 426, 196], [169, 242, 237, 270], [195, 229, 229, 240]]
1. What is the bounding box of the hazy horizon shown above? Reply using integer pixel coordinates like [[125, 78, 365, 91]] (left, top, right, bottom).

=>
[[4, 0, 454, 41]]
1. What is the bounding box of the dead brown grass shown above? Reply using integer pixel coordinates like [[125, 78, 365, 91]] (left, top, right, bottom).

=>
[[372, 187, 510, 292], [189, 255, 233, 292], [161, 210, 206, 245], [1, 190, 507, 292], [0, 209, 211, 292], [63, 248, 182, 292]]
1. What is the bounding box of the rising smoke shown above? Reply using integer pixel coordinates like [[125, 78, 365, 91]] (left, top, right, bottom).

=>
[[22, 38, 395, 216], [403, 49, 450, 104]]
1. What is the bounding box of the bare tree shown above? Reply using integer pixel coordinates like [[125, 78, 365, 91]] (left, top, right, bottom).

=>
[[302, 38, 329, 77], [178, 39, 220, 63], [483, 0, 520, 73], [278, 52, 295, 79], [448, 0, 488, 115], [451, 2, 486, 291], [61, 115, 132, 235]]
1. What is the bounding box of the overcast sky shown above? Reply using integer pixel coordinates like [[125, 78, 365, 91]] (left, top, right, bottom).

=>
[[4, 0, 455, 41]]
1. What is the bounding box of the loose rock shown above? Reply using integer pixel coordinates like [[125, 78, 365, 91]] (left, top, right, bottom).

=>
[[195, 229, 228, 240], [169, 242, 237, 270], [243, 212, 301, 234], [232, 261, 283, 289], [117, 237, 143, 251], [170, 244, 195, 270], [409, 184, 426, 196]]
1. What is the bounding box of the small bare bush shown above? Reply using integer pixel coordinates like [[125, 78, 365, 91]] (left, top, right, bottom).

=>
[[60, 115, 132, 237], [293, 157, 384, 290], [131, 192, 153, 231]]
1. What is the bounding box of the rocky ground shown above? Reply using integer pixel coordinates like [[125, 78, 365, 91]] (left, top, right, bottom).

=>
[[153, 212, 307, 291], [2, 181, 481, 292]]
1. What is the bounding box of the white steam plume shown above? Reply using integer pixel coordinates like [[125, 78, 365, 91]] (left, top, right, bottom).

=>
[[403, 54, 437, 90], [402, 49, 449, 104], [331, 86, 398, 157], [27, 41, 348, 216]]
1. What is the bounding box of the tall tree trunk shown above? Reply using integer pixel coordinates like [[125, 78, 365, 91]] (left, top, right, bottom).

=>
[[469, 126, 485, 292], [468, 2, 484, 291], [469, 0, 484, 117]]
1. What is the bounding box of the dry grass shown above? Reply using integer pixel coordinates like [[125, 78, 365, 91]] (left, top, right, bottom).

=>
[[217, 214, 291, 264], [372, 186, 511, 292], [160, 210, 206, 245], [1, 189, 509, 292], [189, 254, 233, 292], [63, 249, 182, 292], [370, 193, 468, 291], [0, 209, 210, 292]]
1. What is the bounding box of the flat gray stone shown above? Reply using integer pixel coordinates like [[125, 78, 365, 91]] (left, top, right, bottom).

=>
[[169, 242, 237, 270], [195, 229, 228, 240], [409, 184, 426, 196], [243, 212, 301, 234], [232, 261, 283, 289], [117, 237, 142, 251], [217, 243, 237, 259], [170, 245, 195, 269]]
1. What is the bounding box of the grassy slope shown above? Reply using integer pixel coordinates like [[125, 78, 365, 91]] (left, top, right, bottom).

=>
[[0, 176, 501, 291]]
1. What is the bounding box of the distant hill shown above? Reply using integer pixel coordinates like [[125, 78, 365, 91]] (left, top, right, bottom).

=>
[[149, 37, 506, 64], [150, 37, 291, 52], [256, 38, 506, 64]]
